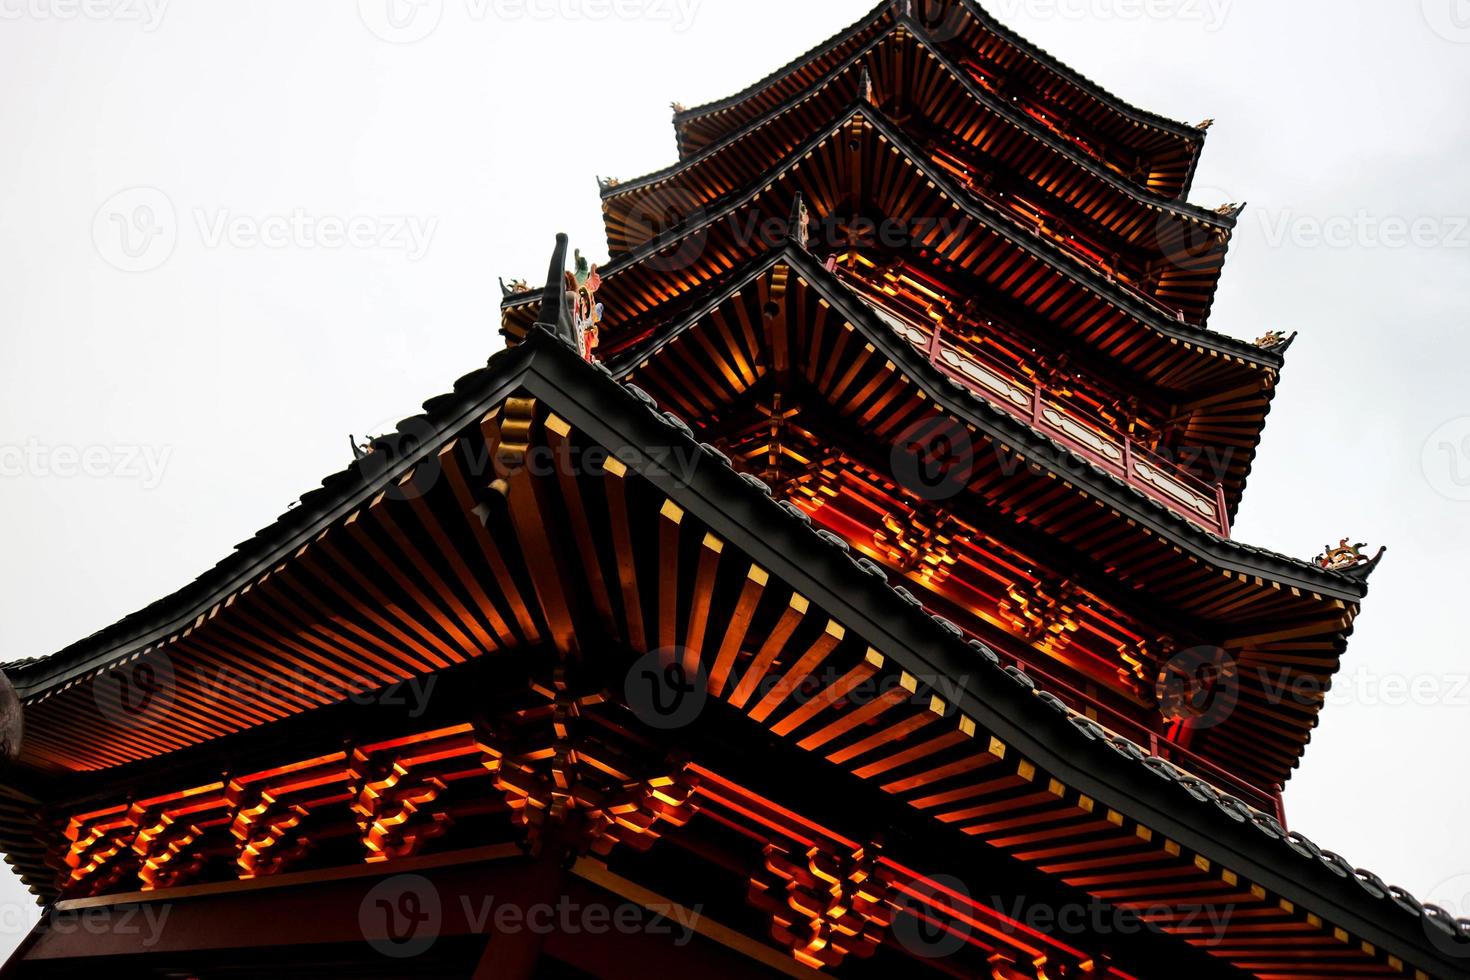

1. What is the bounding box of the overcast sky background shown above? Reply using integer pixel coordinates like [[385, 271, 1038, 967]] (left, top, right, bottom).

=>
[[1, 0, 1467, 956]]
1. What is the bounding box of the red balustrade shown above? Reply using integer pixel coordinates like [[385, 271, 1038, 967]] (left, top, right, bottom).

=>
[[859, 292, 1232, 538], [991, 647, 1284, 821]]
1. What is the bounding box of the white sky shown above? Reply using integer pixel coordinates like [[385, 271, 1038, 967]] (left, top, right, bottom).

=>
[[1, 0, 1467, 957]]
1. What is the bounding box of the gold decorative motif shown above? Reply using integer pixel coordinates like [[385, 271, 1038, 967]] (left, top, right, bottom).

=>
[[498, 672, 700, 858], [1255, 329, 1289, 349], [228, 783, 311, 879], [566, 249, 604, 361], [749, 840, 893, 970], [348, 751, 453, 864], [1117, 636, 1170, 702], [132, 808, 207, 890], [998, 578, 1082, 652], [872, 509, 968, 586], [61, 810, 139, 897], [1317, 538, 1371, 571]]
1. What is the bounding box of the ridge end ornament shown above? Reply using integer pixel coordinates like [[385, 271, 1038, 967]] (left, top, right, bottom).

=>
[[565, 248, 604, 362], [499, 276, 532, 298], [1316, 538, 1377, 571]]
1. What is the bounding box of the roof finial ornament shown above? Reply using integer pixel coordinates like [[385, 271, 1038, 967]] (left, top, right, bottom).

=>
[[349, 435, 378, 461], [566, 248, 604, 362], [597, 176, 622, 191], [499, 277, 531, 298], [1316, 539, 1379, 572], [788, 193, 812, 250], [1254, 329, 1294, 351], [670, 101, 687, 115], [1196, 118, 1215, 130]]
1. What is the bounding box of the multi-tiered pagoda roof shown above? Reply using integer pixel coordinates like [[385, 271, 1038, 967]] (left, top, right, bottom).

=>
[[0, 3, 1460, 978]]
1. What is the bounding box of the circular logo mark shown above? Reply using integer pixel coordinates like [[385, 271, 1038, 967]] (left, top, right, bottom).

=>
[[893, 0, 966, 43], [93, 187, 177, 273], [1423, 0, 1470, 43], [1157, 183, 1237, 275], [621, 189, 710, 275], [353, 414, 445, 503], [1156, 645, 1239, 730], [358, 0, 444, 44], [360, 874, 443, 959], [891, 873, 972, 959], [92, 652, 178, 730], [1423, 417, 1470, 502], [1424, 873, 1470, 957], [891, 417, 975, 502], [624, 648, 708, 730]]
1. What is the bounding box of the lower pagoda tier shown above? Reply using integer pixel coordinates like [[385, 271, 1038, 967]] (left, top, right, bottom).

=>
[[2, 327, 1462, 979]]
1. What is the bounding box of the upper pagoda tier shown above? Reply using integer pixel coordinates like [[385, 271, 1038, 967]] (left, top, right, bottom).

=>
[[609, 24, 1235, 327], [511, 105, 1280, 519], [673, 1, 1209, 201]]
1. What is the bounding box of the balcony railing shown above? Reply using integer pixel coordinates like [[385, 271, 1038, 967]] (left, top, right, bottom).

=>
[[862, 298, 1232, 538], [998, 650, 1285, 823], [927, 145, 1191, 325]]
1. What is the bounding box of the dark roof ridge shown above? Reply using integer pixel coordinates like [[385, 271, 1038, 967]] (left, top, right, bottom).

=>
[[593, 241, 1368, 599], [618, 24, 1232, 230], [533, 102, 1260, 359], [674, 2, 1204, 154]]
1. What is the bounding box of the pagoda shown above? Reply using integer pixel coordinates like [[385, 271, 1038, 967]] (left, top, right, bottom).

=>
[[1, 2, 1464, 978]]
